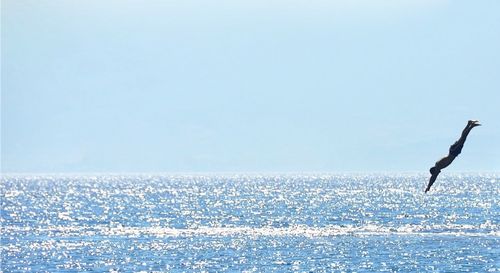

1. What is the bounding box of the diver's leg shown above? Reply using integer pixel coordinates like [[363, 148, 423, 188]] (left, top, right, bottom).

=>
[[453, 121, 480, 151], [450, 122, 474, 155], [457, 120, 479, 145], [454, 122, 471, 147]]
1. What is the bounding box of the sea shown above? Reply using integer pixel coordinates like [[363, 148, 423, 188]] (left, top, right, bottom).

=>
[[1, 173, 499, 272]]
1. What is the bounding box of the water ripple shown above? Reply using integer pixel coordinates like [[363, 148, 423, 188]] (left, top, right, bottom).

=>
[[1, 173, 499, 272]]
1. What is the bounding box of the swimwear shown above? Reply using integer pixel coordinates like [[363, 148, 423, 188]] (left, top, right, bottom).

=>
[[449, 141, 463, 157]]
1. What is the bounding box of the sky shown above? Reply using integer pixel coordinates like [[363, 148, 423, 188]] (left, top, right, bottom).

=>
[[2, 0, 500, 173]]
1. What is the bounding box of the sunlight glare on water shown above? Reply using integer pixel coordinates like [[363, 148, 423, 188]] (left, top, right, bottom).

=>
[[1, 174, 499, 272]]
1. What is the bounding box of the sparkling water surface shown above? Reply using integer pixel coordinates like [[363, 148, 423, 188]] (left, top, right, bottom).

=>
[[1, 174, 499, 272]]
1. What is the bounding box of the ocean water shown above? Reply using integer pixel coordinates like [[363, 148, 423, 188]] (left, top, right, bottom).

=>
[[1, 173, 499, 272]]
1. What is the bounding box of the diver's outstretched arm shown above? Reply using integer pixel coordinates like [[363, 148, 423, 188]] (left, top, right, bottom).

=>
[[425, 172, 439, 193]]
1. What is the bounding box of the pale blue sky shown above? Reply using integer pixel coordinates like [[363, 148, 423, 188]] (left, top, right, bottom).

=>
[[2, 0, 499, 173]]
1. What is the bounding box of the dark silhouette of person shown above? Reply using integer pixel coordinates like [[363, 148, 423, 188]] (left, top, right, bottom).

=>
[[425, 120, 481, 193]]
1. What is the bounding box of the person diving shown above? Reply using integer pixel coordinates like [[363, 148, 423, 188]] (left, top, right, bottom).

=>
[[425, 120, 481, 193]]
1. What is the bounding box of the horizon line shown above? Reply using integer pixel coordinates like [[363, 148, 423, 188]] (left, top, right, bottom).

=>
[[2, 170, 499, 177]]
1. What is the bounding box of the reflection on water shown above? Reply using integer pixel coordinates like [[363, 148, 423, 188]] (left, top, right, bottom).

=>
[[1, 174, 499, 272]]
